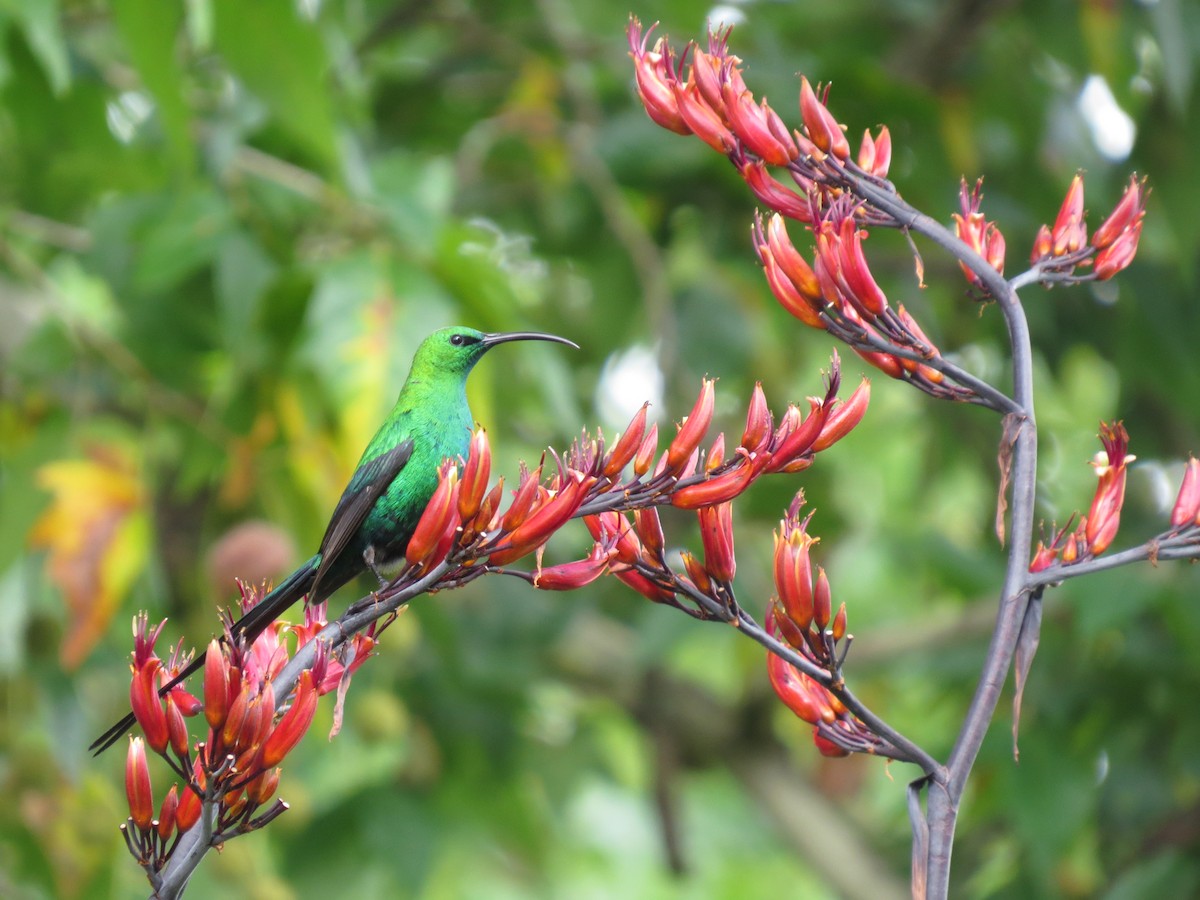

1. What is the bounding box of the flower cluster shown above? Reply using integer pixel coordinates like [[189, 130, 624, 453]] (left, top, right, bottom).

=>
[[1030, 421, 1134, 572], [121, 589, 379, 874], [628, 19, 980, 402], [765, 495, 882, 756], [952, 179, 1007, 291], [1030, 174, 1147, 282], [397, 354, 867, 598]]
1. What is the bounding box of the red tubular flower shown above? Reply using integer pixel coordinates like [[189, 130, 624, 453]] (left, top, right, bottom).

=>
[[774, 517, 815, 630], [798, 77, 849, 159], [739, 158, 813, 222], [831, 603, 847, 642], [500, 465, 542, 532], [489, 472, 595, 565], [627, 18, 690, 135], [680, 550, 713, 596], [832, 216, 889, 318], [533, 542, 615, 590], [952, 179, 1006, 286], [765, 213, 822, 303], [1051, 173, 1087, 255], [723, 86, 797, 166], [1085, 421, 1133, 555], [203, 640, 230, 731], [1170, 457, 1200, 528], [614, 566, 676, 603], [812, 377, 870, 452], [697, 501, 736, 582], [1029, 541, 1059, 573], [1092, 174, 1146, 250], [673, 80, 735, 153], [584, 511, 641, 566], [603, 403, 649, 478], [760, 246, 826, 329], [458, 428, 491, 523], [667, 379, 715, 472], [406, 461, 460, 568], [1094, 221, 1142, 281], [671, 452, 761, 508], [634, 507, 665, 559], [813, 566, 832, 629], [633, 423, 659, 477], [165, 694, 190, 759], [260, 670, 318, 769], [767, 399, 829, 473], [1030, 224, 1053, 264], [125, 736, 154, 832], [128, 614, 170, 754], [765, 610, 834, 725], [740, 383, 773, 453], [856, 125, 891, 178], [157, 785, 179, 841], [690, 46, 728, 115], [176, 763, 203, 832]]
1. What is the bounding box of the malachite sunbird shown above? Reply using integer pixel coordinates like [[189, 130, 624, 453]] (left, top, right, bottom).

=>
[[91, 325, 577, 754]]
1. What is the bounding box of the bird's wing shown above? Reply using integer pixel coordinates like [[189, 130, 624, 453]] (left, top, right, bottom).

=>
[[308, 438, 415, 602]]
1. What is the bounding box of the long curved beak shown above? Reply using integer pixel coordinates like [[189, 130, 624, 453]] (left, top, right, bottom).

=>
[[481, 331, 579, 351]]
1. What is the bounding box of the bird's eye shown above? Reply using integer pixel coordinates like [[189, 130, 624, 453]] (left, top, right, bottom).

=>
[[450, 334, 464, 346]]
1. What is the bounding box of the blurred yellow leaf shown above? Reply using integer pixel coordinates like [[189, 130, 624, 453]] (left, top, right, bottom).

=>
[[28, 446, 149, 669]]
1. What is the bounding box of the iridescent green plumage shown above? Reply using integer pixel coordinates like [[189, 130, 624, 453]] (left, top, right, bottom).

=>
[[91, 326, 576, 753]]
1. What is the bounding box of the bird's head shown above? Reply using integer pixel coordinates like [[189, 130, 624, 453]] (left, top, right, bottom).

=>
[[415, 326, 578, 378]]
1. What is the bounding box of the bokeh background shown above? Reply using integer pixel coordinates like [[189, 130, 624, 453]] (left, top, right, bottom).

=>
[[3, 1, 1199, 897]]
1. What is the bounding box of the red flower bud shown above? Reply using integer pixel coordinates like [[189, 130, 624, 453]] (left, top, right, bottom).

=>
[[739, 158, 813, 222], [667, 379, 715, 473], [261, 670, 318, 769], [1092, 174, 1146, 250], [125, 736, 154, 832], [203, 640, 230, 731], [406, 462, 460, 568], [633, 423, 659, 477], [458, 428, 491, 523], [671, 454, 759, 508], [812, 378, 870, 452], [604, 403, 649, 478], [634, 507, 665, 559], [1171, 458, 1200, 528], [157, 784, 179, 841], [614, 567, 675, 604], [798, 77, 849, 159], [673, 80, 735, 154], [740, 383, 773, 453], [697, 501, 736, 582], [627, 19, 690, 135], [1051, 173, 1087, 255], [532, 542, 614, 590]]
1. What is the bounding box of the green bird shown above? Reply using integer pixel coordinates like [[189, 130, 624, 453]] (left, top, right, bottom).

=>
[[90, 325, 577, 754]]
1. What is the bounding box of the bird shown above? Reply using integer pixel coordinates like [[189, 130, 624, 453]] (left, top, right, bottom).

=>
[[90, 325, 577, 754]]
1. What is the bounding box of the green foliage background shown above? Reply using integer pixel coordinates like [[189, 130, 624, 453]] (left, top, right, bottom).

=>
[[2, 1, 1199, 897]]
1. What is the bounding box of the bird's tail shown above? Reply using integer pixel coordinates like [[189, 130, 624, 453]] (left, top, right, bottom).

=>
[[88, 557, 320, 756]]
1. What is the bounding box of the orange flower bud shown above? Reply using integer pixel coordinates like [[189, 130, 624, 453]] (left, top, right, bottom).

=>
[[125, 736, 154, 832], [812, 378, 870, 452], [667, 379, 715, 472], [604, 403, 649, 478], [406, 462, 460, 568], [130, 659, 169, 755], [1170, 458, 1200, 528], [870, 125, 892, 178], [1085, 422, 1132, 556], [165, 694, 190, 759], [697, 501, 736, 582], [494, 472, 593, 563], [246, 766, 281, 806], [834, 217, 888, 317], [458, 428, 491, 523], [769, 597, 810, 650], [221, 684, 252, 750], [261, 670, 318, 769], [1029, 541, 1058, 573], [767, 399, 828, 472]]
